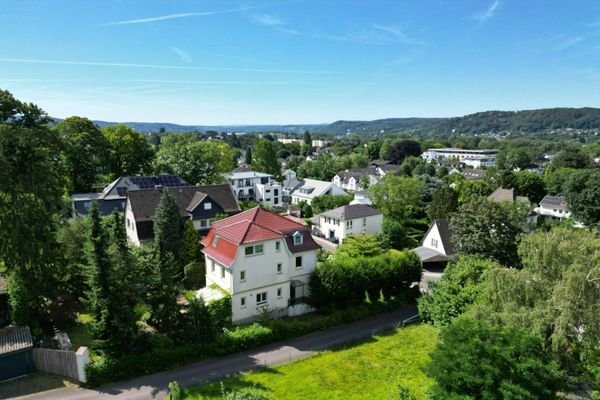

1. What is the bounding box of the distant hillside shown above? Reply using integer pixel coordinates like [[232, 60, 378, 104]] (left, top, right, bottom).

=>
[[52, 107, 600, 136], [322, 118, 443, 135], [429, 108, 600, 135]]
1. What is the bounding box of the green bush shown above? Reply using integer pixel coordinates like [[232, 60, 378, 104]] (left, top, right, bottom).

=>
[[169, 380, 182, 400], [308, 250, 421, 309]]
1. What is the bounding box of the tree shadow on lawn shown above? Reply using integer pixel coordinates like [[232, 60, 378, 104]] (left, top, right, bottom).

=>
[[0, 372, 78, 399]]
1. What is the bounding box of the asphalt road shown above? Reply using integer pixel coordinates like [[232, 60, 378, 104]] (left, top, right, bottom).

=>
[[18, 305, 418, 400]]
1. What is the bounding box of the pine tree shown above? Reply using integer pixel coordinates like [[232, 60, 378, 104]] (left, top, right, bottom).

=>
[[85, 203, 112, 350], [180, 219, 202, 265], [244, 147, 252, 165], [154, 189, 184, 269]]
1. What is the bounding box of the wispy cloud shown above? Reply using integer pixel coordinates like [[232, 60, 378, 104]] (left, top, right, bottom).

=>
[[0, 57, 334, 74], [251, 14, 425, 46], [473, 0, 501, 24], [553, 36, 584, 51], [171, 47, 192, 63], [104, 5, 265, 26]]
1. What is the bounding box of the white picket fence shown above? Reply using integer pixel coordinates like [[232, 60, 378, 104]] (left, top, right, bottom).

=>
[[32, 346, 89, 382]]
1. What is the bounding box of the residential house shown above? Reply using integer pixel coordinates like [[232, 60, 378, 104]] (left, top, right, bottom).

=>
[[487, 187, 529, 203], [316, 204, 382, 243], [412, 219, 454, 267], [460, 168, 487, 180], [333, 168, 380, 192], [227, 170, 282, 208], [290, 178, 348, 205], [198, 207, 321, 323], [534, 195, 572, 222], [72, 175, 188, 217], [125, 185, 240, 246]]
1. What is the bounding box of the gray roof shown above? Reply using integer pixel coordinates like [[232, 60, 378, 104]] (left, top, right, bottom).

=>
[[461, 169, 486, 180], [540, 195, 568, 209], [487, 188, 529, 203], [128, 185, 240, 222], [412, 246, 450, 263], [320, 204, 381, 220], [336, 167, 378, 182], [0, 326, 33, 355]]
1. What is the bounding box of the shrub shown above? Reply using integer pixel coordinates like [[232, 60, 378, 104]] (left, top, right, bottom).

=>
[[308, 250, 421, 309], [169, 380, 182, 400], [183, 261, 205, 290]]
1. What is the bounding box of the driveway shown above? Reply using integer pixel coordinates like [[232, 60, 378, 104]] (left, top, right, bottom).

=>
[[420, 266, 444, 293], [18, 305, 418, 400], [311, 235, 338, 253]]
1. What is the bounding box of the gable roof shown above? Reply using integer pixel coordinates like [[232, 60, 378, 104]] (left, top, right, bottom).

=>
[[422, 219, 454, 255], [201, 207, 320, 266], [320, 204, 382, 221], [487, 187, 529, 203], [335, 167, 378, 182], [102, 174, 188, 198], [128, 185, 240, 222], [0, 326, 33, 355]]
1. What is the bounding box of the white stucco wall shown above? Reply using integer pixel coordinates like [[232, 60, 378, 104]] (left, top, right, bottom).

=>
[[125, 200, 140, 246], [422, 224, 448, 255], [319, 214, 382, 243], [205, 238, 317, 323]]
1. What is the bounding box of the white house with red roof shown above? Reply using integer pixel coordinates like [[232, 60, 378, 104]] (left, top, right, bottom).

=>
[[199, 207, 321, 323]]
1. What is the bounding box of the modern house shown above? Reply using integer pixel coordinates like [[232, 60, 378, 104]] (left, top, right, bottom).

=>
[[412, 219, 455, 267], [316, 204, 383, 243], [421, 148, 498, 168], [72, 175, 188, 217], [534, 195, 572, 222], [227, 170, 282, 208], [290, 178, 348, 205], [198, 207, 321, 323], [125, 185, 240, 246]]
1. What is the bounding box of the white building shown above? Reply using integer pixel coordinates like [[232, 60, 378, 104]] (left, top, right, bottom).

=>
[[199, 207, 320, 323], [534, 195, 572, 221], [412, 219, 455, 266], [227, 171, 282, 207], [290, 178, 348, 205], [317, 204, 383, 243], [421, 148, 498, 168], [349, 190, 373, 206]]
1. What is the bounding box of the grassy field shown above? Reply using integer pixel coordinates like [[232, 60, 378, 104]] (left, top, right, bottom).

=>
[[184, 324, 438, 400]]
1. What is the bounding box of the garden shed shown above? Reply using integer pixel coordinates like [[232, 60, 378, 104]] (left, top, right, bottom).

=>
[[0, 326, 34, 381]]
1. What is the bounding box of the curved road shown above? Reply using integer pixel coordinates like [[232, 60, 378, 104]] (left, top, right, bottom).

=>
[[19, 305, 417, 400]]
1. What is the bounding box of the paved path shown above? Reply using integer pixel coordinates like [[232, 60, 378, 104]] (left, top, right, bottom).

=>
[[18, 305, 417, 400]]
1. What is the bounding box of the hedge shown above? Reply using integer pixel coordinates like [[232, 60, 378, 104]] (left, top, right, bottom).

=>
[[84, 291, 418, 387]]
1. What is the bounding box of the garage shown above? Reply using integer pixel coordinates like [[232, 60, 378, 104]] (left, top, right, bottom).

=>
[[0, 326, 34, 381]]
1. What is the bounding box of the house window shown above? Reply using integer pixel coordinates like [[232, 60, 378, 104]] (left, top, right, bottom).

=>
[[245, 244, 264, 256], [256, 292, 267, 305], [238, 179, 244, 186], [126, 218, 130, 228], [431, 238, 439, 248], [363, 218, 367, 227], [346, 220, 353, 229], [245, 179, 251, 186], [293, 232, 303, 245], [274, 189, 279, 196], [277, 263, 283, 274], [200, 219, 208, 228], [266, 189, 271, 193], [211, 260, 215, 273], [221, 267, 225, 279], [204, 202, 212, 210], [241, 297, 246, 308], [240, 270, 246, 282], [295, 256, 302, 269], [277, 288, 282, 298], [275, 241, 281, 252], [274, 198, 279, 205]]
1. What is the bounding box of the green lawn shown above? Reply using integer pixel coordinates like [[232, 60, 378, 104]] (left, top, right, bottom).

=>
[[184, 324, 438, 400]]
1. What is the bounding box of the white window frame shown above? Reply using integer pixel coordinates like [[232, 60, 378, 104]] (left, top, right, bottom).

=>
[[256, 292, 267, 305], [293, 232, 303, 245]]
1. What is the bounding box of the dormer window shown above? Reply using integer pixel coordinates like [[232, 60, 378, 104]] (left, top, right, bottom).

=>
[[293, 231, 303, 246]]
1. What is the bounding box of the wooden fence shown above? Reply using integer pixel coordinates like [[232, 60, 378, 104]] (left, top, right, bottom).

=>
[[32, 348, 79, 381]]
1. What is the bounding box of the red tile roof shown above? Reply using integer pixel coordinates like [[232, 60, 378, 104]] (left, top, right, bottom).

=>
[[201, 207, 320, 266]]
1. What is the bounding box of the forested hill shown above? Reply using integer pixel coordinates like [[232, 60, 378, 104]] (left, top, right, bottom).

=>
[[427, 107, 600, 135], [323, 118, 443, 135], [53, 107, 600, 135]]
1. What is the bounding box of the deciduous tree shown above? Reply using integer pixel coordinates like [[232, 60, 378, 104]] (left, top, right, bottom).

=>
[[103, 124, 154, 178]]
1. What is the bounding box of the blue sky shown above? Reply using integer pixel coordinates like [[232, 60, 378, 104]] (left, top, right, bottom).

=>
[[1, 0, 600, 125]]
